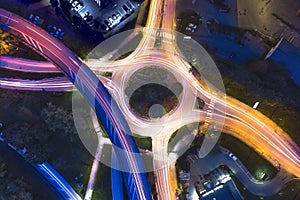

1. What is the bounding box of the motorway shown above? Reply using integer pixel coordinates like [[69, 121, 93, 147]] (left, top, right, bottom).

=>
[[0, 140, 64, 200], [2, 25, 300, 200], [0, 8, 152, 200], [4, 51, 299, 198], [0, 76, 74, 91], [0, 55, 61, 73], [1, 0, 300, 200], [4, 64, 300, 179], [37, 163, 82, 200]]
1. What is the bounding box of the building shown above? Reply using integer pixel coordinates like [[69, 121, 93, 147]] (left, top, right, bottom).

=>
[[193, 167, 243, 200]]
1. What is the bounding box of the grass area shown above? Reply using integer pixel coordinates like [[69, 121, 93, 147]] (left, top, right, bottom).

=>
[[91, 163, 112, 200], [50, 139, 94, 198], [229, 166, 300, 200], [168, 123, 200, 153], [0, 89, 97, 198], [257, 101, 300, 145], [219, 134, 277, 181], [134, 136, 152, 151], [129, 83, 179, 119], [135, 0, 150, 27], [227, 167, 262, 200], [223, 75, 300, 148], [223, 77, 255, 106], [265, 180, 300, 200]]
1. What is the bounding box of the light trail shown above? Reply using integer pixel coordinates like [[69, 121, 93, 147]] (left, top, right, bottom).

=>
[[1, 0, 300, 199], [0, 55, 61, 73], [0, 8, 152, 200]]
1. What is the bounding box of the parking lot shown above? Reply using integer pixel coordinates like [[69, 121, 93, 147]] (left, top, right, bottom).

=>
[[62, 0, 141, 35]]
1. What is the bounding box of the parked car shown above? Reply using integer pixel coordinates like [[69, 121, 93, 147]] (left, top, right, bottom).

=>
[[104, 19, 111, 27], [122, 4, 130, 14], [119, 7, 127, 16], [58, 31, 65, 40], [228, 152, 237, 161], [28, 14, 44, 26], [126, 1, 135, 11], [34, 15, 44, 26], [28, 13, 34, 21], [101, 23, 110, 32]]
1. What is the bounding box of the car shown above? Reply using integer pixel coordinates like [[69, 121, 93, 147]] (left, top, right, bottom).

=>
[[119, 8, 127, 16], [122, 4, 130, 14], [186, 23, 197, 33], [73, 4, 83, 12], [108, 16, 113, 22], [113, 12, 122, 22], [115, 11, 122, 18], [33, 15, 44, 26], [108, 17, 114, 25], [33, 16, 39, 24], [28, 13, 34, 21], [58, 31, 65, 40], [76, 182, 83, 188], [87, 19, 94, 27], [126, 1, 135, 10], [228, 153, 237, 161], [186, 26, 192, 32], [72, 1, 79, 7], [188, 23, 197, 29], [50, 26, 57, 35], [104, 19, 111, 27], [54, 28, 62, 37], [101, 23, 110, 32]]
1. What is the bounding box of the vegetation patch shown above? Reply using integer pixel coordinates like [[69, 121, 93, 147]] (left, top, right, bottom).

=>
[[219, 134, 277, 181]]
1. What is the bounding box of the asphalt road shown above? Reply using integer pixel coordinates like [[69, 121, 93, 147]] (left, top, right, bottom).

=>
[[0, 140, 64, 199], [188, 146, 289, 197], [1, 1, 300, 199], [188, 145, 291, 196], [0, 8, 152, 200]]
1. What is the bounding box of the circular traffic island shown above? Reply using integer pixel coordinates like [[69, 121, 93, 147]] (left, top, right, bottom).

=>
[[125, 66, 183, 119]]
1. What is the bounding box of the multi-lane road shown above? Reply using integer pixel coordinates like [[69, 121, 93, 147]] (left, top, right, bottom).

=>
[[0, 76, 74, 91], [0, 55, 61, 73], [1, 0, 300, 200], [0, 8, 152, 200]]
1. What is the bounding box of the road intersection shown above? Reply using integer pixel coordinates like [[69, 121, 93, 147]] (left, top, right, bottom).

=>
[[0, 0, 300, 199]]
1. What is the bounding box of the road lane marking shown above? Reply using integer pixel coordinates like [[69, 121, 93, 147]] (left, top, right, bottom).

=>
[[25, 25, 62, 51]]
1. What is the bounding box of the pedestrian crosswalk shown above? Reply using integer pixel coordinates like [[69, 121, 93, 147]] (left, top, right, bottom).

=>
[[143, 28, 174, 41]]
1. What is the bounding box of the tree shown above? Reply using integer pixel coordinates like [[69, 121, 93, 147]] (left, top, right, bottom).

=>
[[50, 0, 59, 7], [0, 29, 18, 55], [55, 7, 63, 16], [41, 102, 77, 143]]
